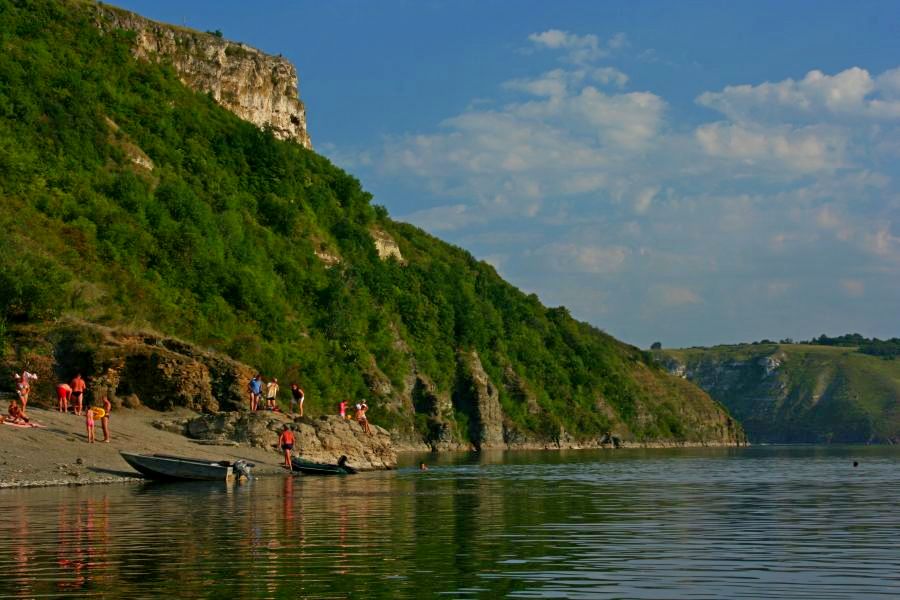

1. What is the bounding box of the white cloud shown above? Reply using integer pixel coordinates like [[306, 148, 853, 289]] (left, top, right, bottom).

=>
[[694, 122, 847, 172], [533, 243, 630, 274], [400, 204, 479, 232], [656, 285, 702, 307], [840, 279, 865, 297], [697, 66, 900, 122], [633, 186, 660, 215], [527, 29, 625, 64]]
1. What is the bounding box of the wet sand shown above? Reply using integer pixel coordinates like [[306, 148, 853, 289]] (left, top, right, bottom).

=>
[[0, 407, 290, 488]]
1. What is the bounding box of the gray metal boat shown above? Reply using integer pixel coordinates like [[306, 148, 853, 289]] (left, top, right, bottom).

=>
[[120, 452, 250, 481]]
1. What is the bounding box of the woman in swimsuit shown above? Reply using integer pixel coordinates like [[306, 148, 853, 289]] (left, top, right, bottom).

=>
[[356, 402, 371, 435], [101, 396, 111, 442]]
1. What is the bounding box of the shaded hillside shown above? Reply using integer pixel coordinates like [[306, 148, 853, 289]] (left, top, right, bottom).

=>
[[656, 344, 900, 444], [0, 0, 744, 448]]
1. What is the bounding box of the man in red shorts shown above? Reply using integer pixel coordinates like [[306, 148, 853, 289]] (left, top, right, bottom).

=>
[[56, 382, 72, 413]]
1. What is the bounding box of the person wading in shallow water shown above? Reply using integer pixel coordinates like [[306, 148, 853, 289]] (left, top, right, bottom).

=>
[[278, 425, 295, 472]]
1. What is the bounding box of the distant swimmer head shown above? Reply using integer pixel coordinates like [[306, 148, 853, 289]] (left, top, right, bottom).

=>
[[853, 461, 859, 467]]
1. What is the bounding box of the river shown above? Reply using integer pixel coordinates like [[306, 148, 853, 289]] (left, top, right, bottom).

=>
[[0, 446, 897, 598]]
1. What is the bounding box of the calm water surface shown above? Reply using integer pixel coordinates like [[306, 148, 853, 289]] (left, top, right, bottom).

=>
[[0, 446, 898, 598]]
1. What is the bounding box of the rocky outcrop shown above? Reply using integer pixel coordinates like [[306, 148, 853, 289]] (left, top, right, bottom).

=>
[[370, 228, 405, 263], [456, 350, 505, 449], [6, 321, 252, 413], [181, 412, 396, 470], [96, 6, 312, 148]]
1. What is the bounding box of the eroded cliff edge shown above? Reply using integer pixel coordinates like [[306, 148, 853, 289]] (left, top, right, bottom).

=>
[[96, 4, 312, 148]]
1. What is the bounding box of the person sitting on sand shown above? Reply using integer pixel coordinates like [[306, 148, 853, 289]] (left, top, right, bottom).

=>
[[266, 378, 279, 411], [56, 382, 72, 413], [100, 396, 111, 443], [278, 425, 295, 471], [71, 374, 86, 416], [356, 402, 372, 435], [7, 399, 29, 424], [85, 403, 95, 443]]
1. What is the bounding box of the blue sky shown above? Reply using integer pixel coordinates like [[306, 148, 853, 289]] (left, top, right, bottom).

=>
[[116, 1, 900, 348]]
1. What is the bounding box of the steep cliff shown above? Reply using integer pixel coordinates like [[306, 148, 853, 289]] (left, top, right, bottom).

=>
[[657, 344, 900, 443], [96, 4, 312, 148], [0, 0, 744, 450]]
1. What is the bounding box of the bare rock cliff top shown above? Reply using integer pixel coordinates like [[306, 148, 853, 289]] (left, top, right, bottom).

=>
[[97, 5, 312, 149]]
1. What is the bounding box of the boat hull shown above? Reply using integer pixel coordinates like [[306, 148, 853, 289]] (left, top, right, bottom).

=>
[[291, 457, 356, 475], [121, 452, 233, 481]]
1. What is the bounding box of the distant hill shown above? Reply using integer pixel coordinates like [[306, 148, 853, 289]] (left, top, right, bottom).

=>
[[0, 0, 744, 449], [655, 343, 900, 443]]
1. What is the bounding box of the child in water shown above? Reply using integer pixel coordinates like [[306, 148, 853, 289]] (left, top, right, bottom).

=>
[[85, 405, 95, 443]]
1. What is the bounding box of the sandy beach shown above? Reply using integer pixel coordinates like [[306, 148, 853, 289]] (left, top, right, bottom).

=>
[[0, 406, 292, 488]]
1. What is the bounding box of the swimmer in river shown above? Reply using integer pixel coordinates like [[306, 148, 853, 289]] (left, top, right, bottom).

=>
[[420, 462, 428, 471]]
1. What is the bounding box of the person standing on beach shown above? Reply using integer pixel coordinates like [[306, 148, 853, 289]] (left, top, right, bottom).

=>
[[71, 374, 86, 415], [278, 425, 295, 471], [266, 378, 280, 411], [290, 384, 305, 417], [248, 374, 262, 412], [100, 396, 111, 443], [16, 371, 37, 411], [85, 404, 95, 443], [339, 400, 348, 420], [56, 382, 72, 413]]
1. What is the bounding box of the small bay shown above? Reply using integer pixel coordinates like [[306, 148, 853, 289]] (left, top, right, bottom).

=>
[[0, 446, 897, 598]]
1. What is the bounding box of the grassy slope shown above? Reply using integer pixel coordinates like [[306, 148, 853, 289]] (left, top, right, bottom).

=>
[[0, 0, 742, 444], [662, 344, 900, 443]]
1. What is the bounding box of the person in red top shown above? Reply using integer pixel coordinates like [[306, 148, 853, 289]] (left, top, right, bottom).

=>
[[70, 374, 86, 416], [278, 425, 295, 472], [56, 383, 72, 413]]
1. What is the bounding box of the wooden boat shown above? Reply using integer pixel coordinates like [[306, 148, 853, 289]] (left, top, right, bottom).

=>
[[120, 452, 251, 481], [291, 456, 357, 475]]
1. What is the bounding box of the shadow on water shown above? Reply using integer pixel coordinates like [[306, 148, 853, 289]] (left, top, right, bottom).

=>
[[0, 445, 898, 598]]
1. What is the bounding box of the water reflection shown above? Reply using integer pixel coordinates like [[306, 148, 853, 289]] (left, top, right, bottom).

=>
[[0, 447, 898, 598]]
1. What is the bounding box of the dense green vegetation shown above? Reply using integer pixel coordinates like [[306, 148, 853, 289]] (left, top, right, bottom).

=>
[[659, 343, 900, 443], [0, 0, 739, 444]]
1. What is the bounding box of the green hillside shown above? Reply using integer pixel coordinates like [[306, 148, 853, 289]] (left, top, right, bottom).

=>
[[0, 0, 744, 447], [657, 344, 900, 443]]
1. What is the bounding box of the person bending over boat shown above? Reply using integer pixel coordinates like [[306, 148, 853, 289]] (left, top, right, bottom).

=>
[[278, 425, 295, 471], [7, 399, 29, 424]]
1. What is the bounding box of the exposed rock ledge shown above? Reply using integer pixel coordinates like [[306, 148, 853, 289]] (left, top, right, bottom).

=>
[[96, 5, 312, 148], [158, 412, 397, 470]]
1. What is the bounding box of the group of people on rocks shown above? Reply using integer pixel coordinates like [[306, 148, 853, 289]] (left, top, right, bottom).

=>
[[5, 371, 111, 443], [247, 374, 306, 416], [245, 374, 373, 434]]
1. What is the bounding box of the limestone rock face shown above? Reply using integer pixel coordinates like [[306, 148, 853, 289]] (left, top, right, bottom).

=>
[[185, 412, 397, 470], [457, 350, 505, 449], [97, 6, 312, 148], [370, 228, 405, 263], [12, 321, 254, 413]]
